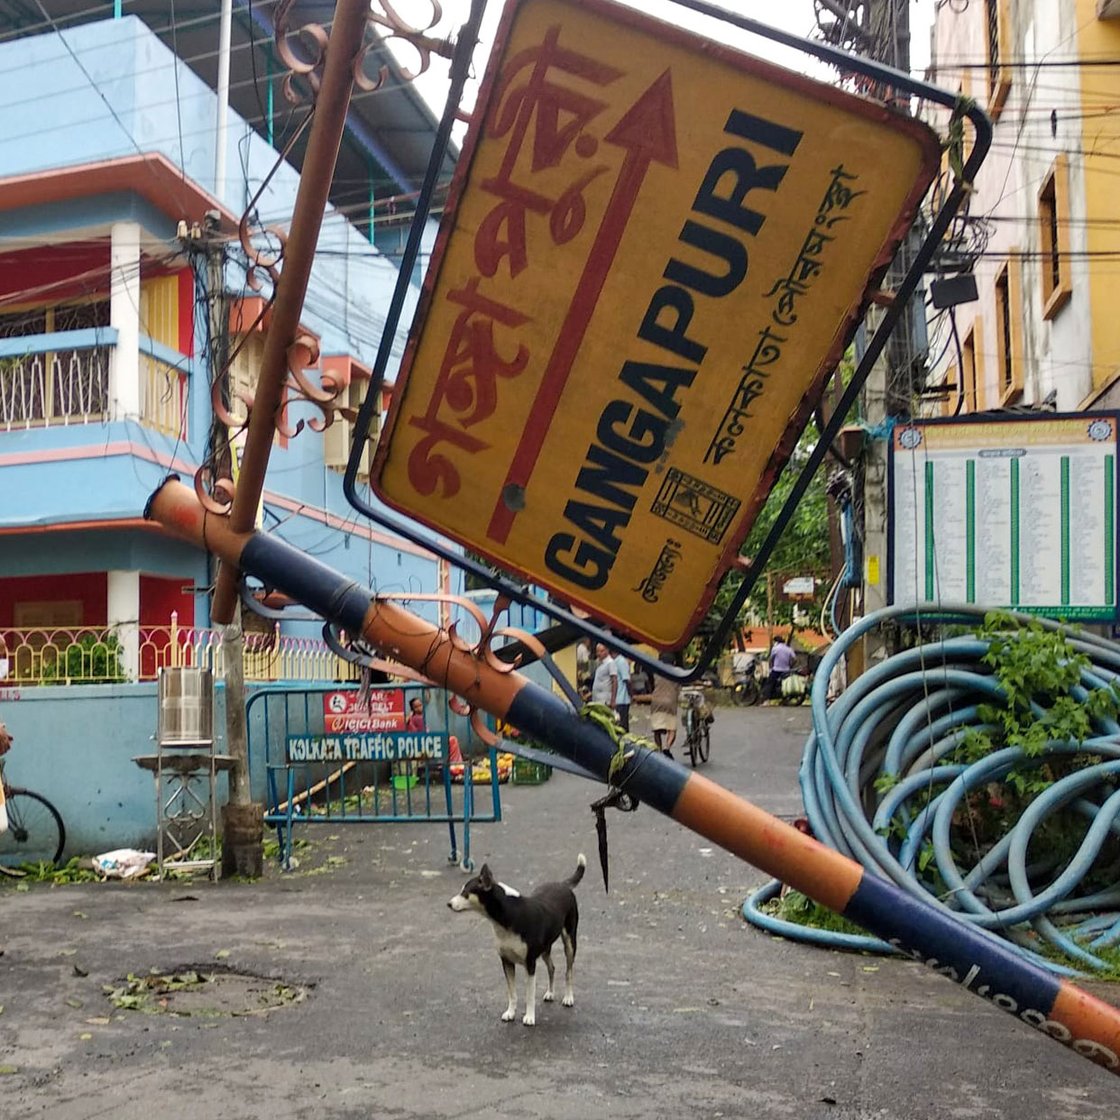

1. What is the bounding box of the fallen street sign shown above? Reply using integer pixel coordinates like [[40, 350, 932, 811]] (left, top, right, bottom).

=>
[[372, 0, 940, 648]]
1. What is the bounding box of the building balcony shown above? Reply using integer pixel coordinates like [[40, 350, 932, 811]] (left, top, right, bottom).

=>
[[0, 328, 188, 436]]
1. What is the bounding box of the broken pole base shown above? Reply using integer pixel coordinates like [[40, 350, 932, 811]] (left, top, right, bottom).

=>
[[221, 801, 264, 879]]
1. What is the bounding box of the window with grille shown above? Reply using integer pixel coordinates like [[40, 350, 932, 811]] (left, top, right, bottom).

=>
[[1038, 155, 1072, 319], [994, 256, 1024, 403], [940, 362, 960, 417], [961, 326, 980, 414], [984, 0, 1011, 119], [0, 301, 110, 427], [324, 377, 381, 478]]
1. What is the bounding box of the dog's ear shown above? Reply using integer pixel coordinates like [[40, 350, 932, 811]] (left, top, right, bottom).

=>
[[478, 864, 493, 889]]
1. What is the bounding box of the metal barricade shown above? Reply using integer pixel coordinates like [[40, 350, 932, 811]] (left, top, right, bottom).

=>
[[246, 684, 501, 870]]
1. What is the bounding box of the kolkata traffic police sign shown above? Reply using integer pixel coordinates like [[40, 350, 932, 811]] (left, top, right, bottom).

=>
[[372, 0, 940, 648]]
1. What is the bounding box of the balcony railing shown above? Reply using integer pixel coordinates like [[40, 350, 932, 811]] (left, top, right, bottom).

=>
[[139, 337, 189, 437], [0, 329, 113, 430], [0, 328, 189, 435], [0, 618, 362, 687]]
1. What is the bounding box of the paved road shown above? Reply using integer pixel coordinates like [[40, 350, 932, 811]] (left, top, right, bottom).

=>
[[1, 703, 1118, 1118]]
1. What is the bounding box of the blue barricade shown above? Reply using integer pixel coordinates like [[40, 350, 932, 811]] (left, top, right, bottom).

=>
[[246, 684, 501, 869]]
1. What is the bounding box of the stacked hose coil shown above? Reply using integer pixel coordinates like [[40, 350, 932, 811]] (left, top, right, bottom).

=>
[[743, 604, 1120, 975]]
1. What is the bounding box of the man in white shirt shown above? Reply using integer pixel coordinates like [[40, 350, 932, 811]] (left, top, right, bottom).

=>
[[613, 652, 632, 731], [591, 643, 619, 709]]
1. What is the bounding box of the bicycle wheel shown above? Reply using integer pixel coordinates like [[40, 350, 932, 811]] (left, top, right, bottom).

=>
[[0, 787, 65, 867], [696, 722, 711, 764], [743, 678, 762, 706], [681, 710, 696, 767]]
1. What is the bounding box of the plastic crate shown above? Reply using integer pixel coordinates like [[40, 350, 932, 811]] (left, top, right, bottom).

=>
[[511, 758, 552, 785]]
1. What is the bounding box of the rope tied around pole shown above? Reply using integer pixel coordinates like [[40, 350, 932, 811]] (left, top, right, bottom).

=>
[[580, 701, 649, 891]]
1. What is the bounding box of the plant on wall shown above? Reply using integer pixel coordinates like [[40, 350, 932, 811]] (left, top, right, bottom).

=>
[[40, 633, 126, 684]]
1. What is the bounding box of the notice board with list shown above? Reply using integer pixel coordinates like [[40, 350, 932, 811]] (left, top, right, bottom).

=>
[[888, 414, 1119, 621]]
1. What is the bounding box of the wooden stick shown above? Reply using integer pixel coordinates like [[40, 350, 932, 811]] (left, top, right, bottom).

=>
[[276, 760, 358, 814]]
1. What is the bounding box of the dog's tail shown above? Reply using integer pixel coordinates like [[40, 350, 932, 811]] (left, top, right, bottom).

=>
[[568, 853, 587, 888]]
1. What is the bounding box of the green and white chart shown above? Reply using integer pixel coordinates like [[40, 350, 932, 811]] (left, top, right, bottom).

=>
[[889, 414, 1118, 621]]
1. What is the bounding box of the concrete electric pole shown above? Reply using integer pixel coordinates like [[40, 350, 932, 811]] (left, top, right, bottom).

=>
[[815, 0, 915, 671]]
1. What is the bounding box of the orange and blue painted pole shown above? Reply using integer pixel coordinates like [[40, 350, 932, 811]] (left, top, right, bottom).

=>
[[146, 476, 1120, 1077]]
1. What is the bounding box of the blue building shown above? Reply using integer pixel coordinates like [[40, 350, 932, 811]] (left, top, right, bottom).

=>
[[0, 5, 470, 850], [0, 8, 459, 679]]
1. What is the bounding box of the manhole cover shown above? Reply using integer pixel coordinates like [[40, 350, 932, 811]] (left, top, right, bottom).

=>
[[105, 965, 308, 1017]]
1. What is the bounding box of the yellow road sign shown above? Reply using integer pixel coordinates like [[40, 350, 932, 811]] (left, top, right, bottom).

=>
[[373, 0, 940, 648]]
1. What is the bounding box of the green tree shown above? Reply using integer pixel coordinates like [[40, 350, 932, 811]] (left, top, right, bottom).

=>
[[713, 416, 832, 630]]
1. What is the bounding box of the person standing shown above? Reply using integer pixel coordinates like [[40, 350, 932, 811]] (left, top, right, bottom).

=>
[[613, 651, 632, 732], [766, 636, 796, 702], [575, 639, 592, 696], [647, 669, 680, 758], [406, 696, 426, 731], [591, 642, 619, 710]]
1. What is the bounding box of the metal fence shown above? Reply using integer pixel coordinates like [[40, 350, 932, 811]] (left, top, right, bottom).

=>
[[0, 615, 360, 686]]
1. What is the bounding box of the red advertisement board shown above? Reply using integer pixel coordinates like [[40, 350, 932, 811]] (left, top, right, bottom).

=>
[[323, 689, 406, 733]]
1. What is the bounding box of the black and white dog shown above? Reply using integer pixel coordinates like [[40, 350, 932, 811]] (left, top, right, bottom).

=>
[[448, 854, 586, 1025]]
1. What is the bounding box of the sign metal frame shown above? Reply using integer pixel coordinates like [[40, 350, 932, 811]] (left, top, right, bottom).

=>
[[343, 0, 994, 683]]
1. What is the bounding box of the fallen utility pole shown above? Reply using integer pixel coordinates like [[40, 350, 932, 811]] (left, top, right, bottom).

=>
[[146, 475, 1120, 1080]]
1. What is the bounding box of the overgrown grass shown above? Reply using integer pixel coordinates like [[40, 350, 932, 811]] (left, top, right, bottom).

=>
[[1, 857, 99, 886], [763, 889, 868, 937]]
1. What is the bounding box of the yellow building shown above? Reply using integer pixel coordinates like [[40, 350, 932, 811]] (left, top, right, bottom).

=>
[[925, 0, 1120, 413]]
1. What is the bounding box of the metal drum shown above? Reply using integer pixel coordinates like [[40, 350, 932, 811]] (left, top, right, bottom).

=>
[[157, 667, 214, 745]]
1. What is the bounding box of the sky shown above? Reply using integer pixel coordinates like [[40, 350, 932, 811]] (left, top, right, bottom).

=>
[[389, 0, 936, 126]]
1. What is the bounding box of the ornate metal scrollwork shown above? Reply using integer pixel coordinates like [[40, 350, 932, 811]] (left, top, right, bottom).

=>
[[194, 0, 455, 513], [275, 0, 453, 103]]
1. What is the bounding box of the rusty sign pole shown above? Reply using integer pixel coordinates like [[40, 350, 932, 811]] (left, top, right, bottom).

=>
[[210, 0, 372, 628], [146, 475, 1120, 1079]]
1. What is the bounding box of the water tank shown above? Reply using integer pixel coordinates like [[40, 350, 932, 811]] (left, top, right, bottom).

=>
[[158, 667, 214, 745]]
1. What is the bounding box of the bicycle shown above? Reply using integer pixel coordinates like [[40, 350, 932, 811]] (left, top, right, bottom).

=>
[[679, 687, 712, 768], [0, 758, 66, 870]]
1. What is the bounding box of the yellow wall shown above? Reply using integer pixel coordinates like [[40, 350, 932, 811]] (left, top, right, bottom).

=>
[[1077, 2, 1120, 394], [138, 274, 179, 350]]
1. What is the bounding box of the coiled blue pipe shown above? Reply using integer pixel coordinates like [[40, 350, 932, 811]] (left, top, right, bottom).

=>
[[742, 604, 1120, 975]]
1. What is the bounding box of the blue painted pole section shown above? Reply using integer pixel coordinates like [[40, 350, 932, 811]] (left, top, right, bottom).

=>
[[239, 535, 371, 636], [504, 686, 686, 815], [844, 873, 1063, 1015]]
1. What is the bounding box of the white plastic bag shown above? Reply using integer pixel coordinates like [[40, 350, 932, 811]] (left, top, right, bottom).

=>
[[93, 849, 156, 880]]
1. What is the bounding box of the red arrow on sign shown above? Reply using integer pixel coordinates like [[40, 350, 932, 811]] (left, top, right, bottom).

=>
[[485, 69, 679, 545]]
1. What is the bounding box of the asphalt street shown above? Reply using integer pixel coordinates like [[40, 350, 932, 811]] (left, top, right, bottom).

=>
[[1, 702, 1118, 1119]]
